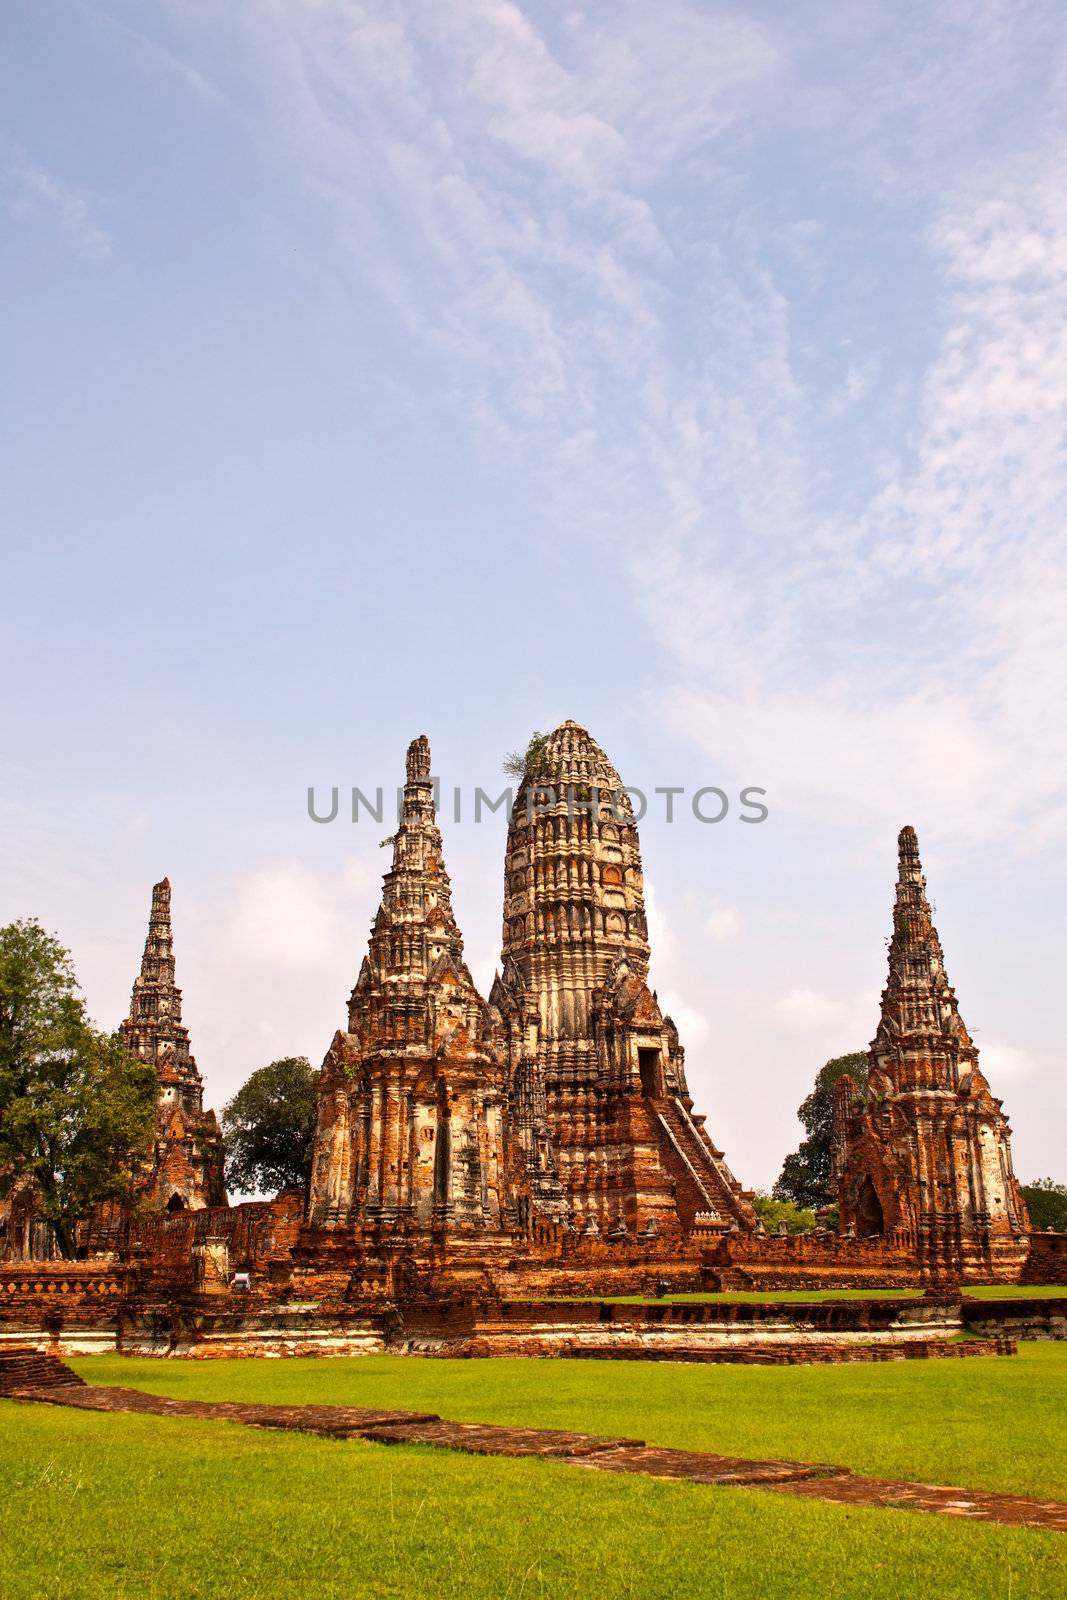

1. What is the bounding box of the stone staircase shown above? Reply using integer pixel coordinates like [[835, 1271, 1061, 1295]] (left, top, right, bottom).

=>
[[0, 1347, 85, 1396], [653, 1094, 746, 1225]]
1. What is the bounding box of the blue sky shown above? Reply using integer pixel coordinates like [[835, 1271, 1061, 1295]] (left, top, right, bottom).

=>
[[2, 1, 1065, 1190]]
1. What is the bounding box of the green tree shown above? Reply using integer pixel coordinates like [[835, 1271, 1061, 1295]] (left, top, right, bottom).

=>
[[751, 1193, 818, 1234], [1022, 1178, 1067, 1232], [502, 732, 561, 783], [0, 919, 158, 1257], [221, 1056, 318, 1197], [773, 1051, 869, 1210]]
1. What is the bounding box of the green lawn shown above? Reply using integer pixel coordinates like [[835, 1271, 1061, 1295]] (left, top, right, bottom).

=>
[[2, 1393, 1064, 1600], [963, 1284, 1067, 1299], [70, 1343, 1067, 1500]]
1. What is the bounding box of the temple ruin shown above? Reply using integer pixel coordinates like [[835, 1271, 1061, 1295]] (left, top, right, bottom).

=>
[[305, 735, 561, 1283], [301, 724, 753, 1280], [491, 720, 755, 1240], [1, 725, 1058, 1338], [831, 826, 1029, 1279], [119, 878, 226, 1213]]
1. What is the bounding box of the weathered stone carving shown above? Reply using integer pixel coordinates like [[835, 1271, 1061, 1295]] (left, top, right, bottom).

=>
[[494, 719, 755, 1238], [119, 879, 225, 1212], [307, 737, 559, 1248], [831, 826, 1029, 1279]]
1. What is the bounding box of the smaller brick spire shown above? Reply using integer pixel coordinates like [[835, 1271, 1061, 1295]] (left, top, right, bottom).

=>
[[309, 736, 516, 1232], [891, 826, 947, 971], [832, 822, 1029, 1268], [120, 878, 225, 1211], [871, 826, 973, 1096], [405, 733, 431, 783], [347, 736, 483, 1041], [121, 877, 202, 1106]]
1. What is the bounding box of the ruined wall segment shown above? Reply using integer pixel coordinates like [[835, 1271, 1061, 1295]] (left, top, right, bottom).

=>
[[831, 826, 1029, 1280], [119, 878, 226, 1212], [496, 719, 755, 1239]]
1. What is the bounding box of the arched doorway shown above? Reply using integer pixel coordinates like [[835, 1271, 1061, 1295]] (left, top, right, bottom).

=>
[[856, 1176, 884, 1236], [165, 1192, 187, 1214]]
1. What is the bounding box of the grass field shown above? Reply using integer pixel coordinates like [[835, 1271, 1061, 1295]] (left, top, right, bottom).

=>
[[2, 1397, 1063, 1600], [2, 1347, 1063, 1599], [67, 1343, 1067, 1498], [964, 1284, 1067, 1298]]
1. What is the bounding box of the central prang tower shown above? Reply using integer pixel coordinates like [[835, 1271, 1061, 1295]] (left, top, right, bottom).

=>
[[499, 721, 648, 1078], [491, 720, 755, 1240]]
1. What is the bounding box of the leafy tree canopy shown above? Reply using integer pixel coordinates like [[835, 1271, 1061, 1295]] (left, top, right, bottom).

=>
[[1022, 1178, 1067, 1233], [773, 1051, 869, 1210], [0, 919, 157, 1257], [221, 1056, 318, 1197], [751, 1193, 818, 1234]]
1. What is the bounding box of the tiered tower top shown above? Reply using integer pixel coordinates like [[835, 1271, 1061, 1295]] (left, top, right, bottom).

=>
[[120, 878, 205, 1115], [347, 736, 491, 1056], [501, 720, 650, 1083], [870, 826, 976, 1097]]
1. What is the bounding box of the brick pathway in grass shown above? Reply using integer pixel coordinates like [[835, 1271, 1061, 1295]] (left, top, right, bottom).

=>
[[12, 1379, 1067, 1534]]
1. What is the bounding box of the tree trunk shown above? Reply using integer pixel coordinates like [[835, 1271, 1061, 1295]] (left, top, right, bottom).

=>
[[51, 1218, 75, 1260]]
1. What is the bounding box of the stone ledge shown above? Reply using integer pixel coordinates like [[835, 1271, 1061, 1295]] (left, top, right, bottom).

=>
[[563, 1337, 1016, 1364]]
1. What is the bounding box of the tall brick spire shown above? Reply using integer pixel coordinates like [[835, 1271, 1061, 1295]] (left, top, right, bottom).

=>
[[308, 736, 519, 1234], [831, 824, 1029, 1278], [121, 878, 204, 1114], [870, 825, 974, 1096], [347, 734, 474, 1037], [493, 718, 755, 1238], [120, 879, 224, 1211]]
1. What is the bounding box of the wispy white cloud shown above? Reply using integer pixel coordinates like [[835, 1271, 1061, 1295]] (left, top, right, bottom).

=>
[[176, 857, 373, 1082], [81, 4, 228, 105], [647, 141, 1067, 849], [977, 1040, 1038, 1081], [774, 987, 878, 1061], [776, 988, 848, 1031], [222, 858, 370, 969], [107, 3, 1065, 869], [707, 906, 741, 942], [659, 990, 710, 1045], [643, 878, 675, 971], [193, 0, 787, 499], [645, 880, 714, 1042], [6, 150, 112, 258]]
